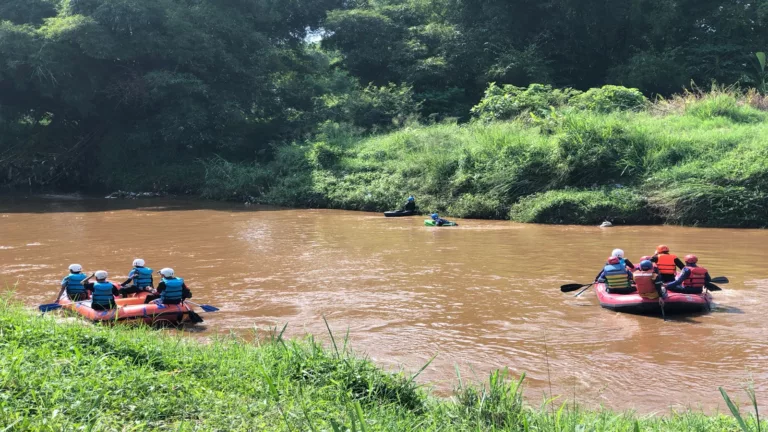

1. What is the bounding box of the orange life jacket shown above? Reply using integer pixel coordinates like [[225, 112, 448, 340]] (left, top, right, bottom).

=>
[[633, 270, 658, 299], [656, 253, 677, 275], [682, 266, 708, 289]]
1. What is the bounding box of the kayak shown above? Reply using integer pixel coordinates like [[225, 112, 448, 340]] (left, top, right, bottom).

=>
[[384, 210, 416, 217], [595, 283, 712, 315], [56, 288, 198, 325], [424, 219, 458, 227]]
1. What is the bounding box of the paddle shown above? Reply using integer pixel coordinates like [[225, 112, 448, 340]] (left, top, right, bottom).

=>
[[560, 283, 592, 293], [574, 284, 594, 297], [710, 276, 729, 284], [39, 303, 64, 313], [184, 300, 220, 313], [705, 282, 722, 291]]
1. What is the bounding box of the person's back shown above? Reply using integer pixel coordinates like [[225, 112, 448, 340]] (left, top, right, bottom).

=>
[[87, 271, 119, 311], [633, 260, 662, 299], [652, 245, 685, 282], [120, 259, 154, 297], [599, 257, 634, 294], [145, 268, 192, 305], [666, 255, 709, 295], [60, 264, 88, 301]]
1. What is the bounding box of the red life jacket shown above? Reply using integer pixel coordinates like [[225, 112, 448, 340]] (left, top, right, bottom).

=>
[[656, 253, 677, 275], [633, 270, 658, 299], [682, 266, 708, 289]]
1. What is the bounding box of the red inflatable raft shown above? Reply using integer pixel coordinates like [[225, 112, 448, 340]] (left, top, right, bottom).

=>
[[56, 287, 196, 325], [595, 283, 712, 315]]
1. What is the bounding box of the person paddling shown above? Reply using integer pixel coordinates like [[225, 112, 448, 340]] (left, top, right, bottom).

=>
[[664, 255, 711, 295], [403, 196, 416, 212], [83, 270, 120, 311], [119, 258, 154, 298], [143, 268, 192, 305], [611, 248, 635, 270], [596, 256, 635, 294], [55, 264, 89, 302], [651, 245, 685, 283], [633, 260, 663, 299], [430, 213, 450, 227]]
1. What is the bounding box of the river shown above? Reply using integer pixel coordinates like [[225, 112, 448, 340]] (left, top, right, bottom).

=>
[[1, 196, 766, 413]]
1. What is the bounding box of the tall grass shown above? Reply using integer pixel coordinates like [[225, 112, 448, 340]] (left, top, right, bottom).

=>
[[1, 297, 765, 431]]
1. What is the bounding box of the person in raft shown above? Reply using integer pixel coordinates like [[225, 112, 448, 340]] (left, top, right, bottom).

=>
[[633, 260, 664, 299], [651, 245, 685, 283], [611, 248, 635, 270], [55, 264, 89, 302], [596, 256, 635, 294], [143, 268, 192, 305], [664, 255, 711, 295], [635, 255, 659, 273], [403, 195, 416, 212], [431, 213, 450, 226], [83, 270, 120, 311], [119, 258, 154, 298]]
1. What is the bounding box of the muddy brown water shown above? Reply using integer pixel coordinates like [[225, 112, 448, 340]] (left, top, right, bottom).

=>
[[1, 196, 767, 413]]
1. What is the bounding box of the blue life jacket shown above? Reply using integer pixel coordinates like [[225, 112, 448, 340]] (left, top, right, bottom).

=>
[[161, 277, 184, 302], [603, 263, 631, 289], [91, 281, 115, 305], [131, 267, 154, 288], [64, 273, 87, 294]]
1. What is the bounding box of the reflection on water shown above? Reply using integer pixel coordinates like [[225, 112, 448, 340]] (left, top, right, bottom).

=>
[[1, 196, 767, 413]]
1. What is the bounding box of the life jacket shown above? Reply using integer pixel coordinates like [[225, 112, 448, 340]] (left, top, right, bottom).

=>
[[633, 270, 658, 299], [131, 266, 154, 288], [603, 263, 631, 289], [656, 253, 677, 275], [682, 266, 708, 289], [91, 281, 115, 305], [161, 277, 184, 302], [64, 273, 87, 294]]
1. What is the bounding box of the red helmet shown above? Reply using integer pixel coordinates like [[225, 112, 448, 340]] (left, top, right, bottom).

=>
[[640, 255, 652, 261], [684, 254, 698, 264], [656, 245, 670, 254], [607, 256, 620, 265]]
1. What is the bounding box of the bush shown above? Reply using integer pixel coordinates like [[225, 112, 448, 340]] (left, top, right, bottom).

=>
[[509, 188, 657, 225], [685, 93, 767, 123], [572, 85, 648, 113], [471, 83, 581, 121], [447, 193, 506, 219]]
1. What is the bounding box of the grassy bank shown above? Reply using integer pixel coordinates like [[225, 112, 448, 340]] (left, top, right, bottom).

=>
[[198, 88, 768, 227], [0, 297, 762, 431]]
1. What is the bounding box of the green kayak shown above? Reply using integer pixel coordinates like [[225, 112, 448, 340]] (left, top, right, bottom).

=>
[[424, 219, 458, 227]]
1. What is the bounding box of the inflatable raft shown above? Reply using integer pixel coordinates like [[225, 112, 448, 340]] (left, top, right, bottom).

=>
[[595, 283, 712, 315], [424, 219, 458, 227], [384, 210, 416, 217], [56, 288, 197, 325]]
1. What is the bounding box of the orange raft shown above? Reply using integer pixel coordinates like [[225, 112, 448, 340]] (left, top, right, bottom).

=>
[[56, 287, 197, 325]]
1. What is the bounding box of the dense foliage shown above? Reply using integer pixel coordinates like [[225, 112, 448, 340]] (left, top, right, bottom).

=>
[[1, 297, 763, 430], [2, 0, 768, 226]]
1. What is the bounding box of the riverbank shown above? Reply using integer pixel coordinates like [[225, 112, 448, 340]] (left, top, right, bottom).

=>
[[196, 88, 768, 228], [0, 297, 760, 431]]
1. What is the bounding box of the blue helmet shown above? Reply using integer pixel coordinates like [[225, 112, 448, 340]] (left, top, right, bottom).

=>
[[408, 196, 415, 201], [640, 260, 653, 271], [431, 213, 439, 220]]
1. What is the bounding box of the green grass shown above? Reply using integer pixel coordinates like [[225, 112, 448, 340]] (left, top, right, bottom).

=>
[[1, 296, 765, 431]]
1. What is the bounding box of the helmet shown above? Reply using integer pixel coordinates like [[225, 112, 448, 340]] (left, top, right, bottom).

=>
[[132, 258, 145, 267], [684, 254, 698, 264], [640, 260, 653, 270], [656, 245, 670, 254], [159, 268, 174, 278], [94, 270, 108, 280], [607, 256, 620, 265], [640, 256, 652, 261], [408, 196, 415, 202], [611, 249, 625, 258], [431, 213, 439, 220], [68, 264, 82, 272]]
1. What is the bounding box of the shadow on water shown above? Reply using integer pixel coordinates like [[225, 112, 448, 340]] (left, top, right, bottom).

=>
[[0, 194, 291, 214]]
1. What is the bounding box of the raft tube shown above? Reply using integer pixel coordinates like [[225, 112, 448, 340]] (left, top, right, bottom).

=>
[[56, 288, 196, 325], [424, 219, 458, 227], [595, 283, 712, 315], [384, 210, 416, 217]]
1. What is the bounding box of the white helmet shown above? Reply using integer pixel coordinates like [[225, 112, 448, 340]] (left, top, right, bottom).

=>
[[611, 249, 625, 258], [132, 258, 145, 267], [94, 270, 108, 280], [68, 264, 82, 272], [159, 268, 174, 278]]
